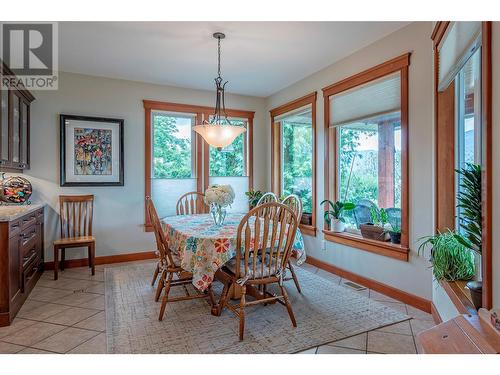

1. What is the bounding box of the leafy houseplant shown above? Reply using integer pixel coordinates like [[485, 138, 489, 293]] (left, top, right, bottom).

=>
[[388, 222, 401, 244], [245, 190, 263, 209], [321, 200, 355, 232], [418, 231, 475, 282], [359, 206, 390, 241]]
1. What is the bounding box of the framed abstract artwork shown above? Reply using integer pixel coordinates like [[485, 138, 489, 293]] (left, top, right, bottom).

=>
[[60, 114, 124, 186]]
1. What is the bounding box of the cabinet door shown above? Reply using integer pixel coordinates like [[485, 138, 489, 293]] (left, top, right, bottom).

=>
[[10, 92, 21, 166], [9, 235, 22, 302], [0, 89, 9, 165], [20, 99, 29, 168]]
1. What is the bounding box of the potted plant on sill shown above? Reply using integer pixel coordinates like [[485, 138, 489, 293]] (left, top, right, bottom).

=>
[[245, 190, 263, 210], [321, 200, 355, 232], [359, 206, 390, 241], [388, 222, 401, 244]]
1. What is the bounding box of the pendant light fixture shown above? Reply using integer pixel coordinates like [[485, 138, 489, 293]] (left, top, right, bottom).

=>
[[193, 32, 246, 150]]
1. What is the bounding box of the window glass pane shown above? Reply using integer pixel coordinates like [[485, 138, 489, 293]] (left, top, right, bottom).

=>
[[338, 112, 401, 229], [209, 119, 246, 177], [280, 110, 313, 213], [152, 113, 194, 179], [152, 112, 196, 218]]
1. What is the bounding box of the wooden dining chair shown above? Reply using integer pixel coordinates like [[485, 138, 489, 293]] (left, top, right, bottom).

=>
[[219, 202, 299, 340], [280, 194, 303, 293], [146, 196, 216, 321], [53, 195, 95, 280], [256, 192, 278, 206], [176, 191, 209, 215]]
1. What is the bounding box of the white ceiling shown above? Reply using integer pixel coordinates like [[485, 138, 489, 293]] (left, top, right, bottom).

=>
[[59, 22, 410, 97]]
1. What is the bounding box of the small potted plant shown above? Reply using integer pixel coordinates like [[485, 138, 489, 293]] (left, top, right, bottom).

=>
[[321, 200, 355, 232], [360, 206, 390, 241], [245, 190, 263, 209], [388, 222, 401, 244]]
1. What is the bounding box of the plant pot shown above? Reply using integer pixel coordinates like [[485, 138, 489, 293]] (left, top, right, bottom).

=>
[[360, 223, 388, 241], [466, 280, 482, 310], [330, 219, 345, 233], [389, 231, 401, 244], [301, 213, 313, 226]]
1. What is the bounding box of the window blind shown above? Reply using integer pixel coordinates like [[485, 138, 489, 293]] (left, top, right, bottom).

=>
[[274, 104, 311, 123], [438, 21, 481, 92], [329, 72, 400, 127]]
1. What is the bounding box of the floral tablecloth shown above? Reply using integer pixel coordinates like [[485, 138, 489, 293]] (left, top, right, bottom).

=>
[[161, 213, 306, 291]]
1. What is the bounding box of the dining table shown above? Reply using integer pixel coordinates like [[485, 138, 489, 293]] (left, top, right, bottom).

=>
[[161, 212, 306, 299]]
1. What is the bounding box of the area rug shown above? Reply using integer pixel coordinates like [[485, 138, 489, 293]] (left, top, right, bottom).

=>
[[105, 261, 409, 353]]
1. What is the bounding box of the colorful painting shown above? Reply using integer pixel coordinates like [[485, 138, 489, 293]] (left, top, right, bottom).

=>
[[74, 127, 112, 175], [60, 114, 124, 187]]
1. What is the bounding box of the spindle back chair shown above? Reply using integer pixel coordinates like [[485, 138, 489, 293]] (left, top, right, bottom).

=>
[[176, 192, 209, 215], [280, 194, 303, 293]]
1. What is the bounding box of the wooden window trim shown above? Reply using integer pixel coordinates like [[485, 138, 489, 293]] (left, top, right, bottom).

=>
[[439, 279, 477, 316], [322, 53, 411, 261], [270, 92, 317, 236], [431, 22, 493, 309], [144, 100, 254, 231], [203, 110, 255, 193]]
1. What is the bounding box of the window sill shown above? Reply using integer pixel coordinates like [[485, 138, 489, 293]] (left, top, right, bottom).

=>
[[439, 279, 477, 316], [323, 230, 409, 261], [300, 224, 317, 237]]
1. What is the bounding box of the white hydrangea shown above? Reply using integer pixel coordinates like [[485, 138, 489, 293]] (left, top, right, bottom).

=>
[[204, 184, 235, 207]]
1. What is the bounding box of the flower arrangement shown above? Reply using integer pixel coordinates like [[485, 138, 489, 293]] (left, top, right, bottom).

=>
[[205, 184, 235, 207]]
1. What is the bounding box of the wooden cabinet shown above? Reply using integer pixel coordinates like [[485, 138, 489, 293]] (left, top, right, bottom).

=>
[[0, 206, 44, 327], [0, 63, 35, 171]]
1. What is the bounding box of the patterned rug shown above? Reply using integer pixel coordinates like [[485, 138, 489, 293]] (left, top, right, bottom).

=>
[[105, 261, 409, 353]]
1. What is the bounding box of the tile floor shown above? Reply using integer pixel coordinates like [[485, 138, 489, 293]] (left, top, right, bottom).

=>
[[0, 261, 435, 354]]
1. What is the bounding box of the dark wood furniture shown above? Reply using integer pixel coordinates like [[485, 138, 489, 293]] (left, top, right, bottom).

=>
[[53, 195, 95, 280], [219, 202, 299, 340], [0, 63, 35, 172], [418, 314, 500, 354], [145, 196, 216, 321], [0, 205, 44, 326]]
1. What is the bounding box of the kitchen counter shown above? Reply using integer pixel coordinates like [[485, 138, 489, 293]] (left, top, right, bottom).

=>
[[0, 203, 45, 222]]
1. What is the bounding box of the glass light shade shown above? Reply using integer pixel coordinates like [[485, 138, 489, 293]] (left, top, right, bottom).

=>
[[193, 124, 246, 148]]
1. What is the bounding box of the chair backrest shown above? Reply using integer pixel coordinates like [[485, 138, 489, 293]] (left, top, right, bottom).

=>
[[176, 191, 209, 215], [281, 194, 303, 222], [59, 195, 94, 238], [353, 204, 372, 228], [385, 208, 402, 229], [256, 192, 278, 206], [146, 196, 176, 267], [234, 202, 298, 282]]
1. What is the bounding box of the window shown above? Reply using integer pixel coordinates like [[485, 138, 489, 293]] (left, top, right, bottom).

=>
[[145, 101, 254, 229], [208, 118, 252, 213], [271, 92, 317, 236], [322, 54, 410, 261]]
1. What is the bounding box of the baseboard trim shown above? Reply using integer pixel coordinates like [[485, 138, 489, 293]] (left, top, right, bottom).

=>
[[431, 302, 443, 324], [44, 251, 157, 270], [306, 255, 431, 313]]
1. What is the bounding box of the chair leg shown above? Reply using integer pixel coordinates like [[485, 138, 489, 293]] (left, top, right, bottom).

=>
[[151, 263, 160, 286], [154, 270, 166, 302], [53, 246, 59, 280], [239, 285, 246, 341], [89, 243, 95, 275], [60, 249, 65, 271], [280, 285, 297, 327], [158, 272, 173, 321], [288, 261, 302, 293], [206, 285, 218, 316]]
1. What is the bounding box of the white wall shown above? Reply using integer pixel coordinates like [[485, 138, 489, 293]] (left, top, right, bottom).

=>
[[265, 22, 434, 300], [26, 72, 266, 261]]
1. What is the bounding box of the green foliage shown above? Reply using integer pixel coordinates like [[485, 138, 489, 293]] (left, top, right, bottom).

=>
[[454, 163, 482, 254], [321, 200, 355, 224], [245, 190, 263, 209], [282, 121, 313, 213], [153, 114, 192, 178], [389, 221, 401, 234], [210, 120, 246, 177], [418, 231, 475, 282]]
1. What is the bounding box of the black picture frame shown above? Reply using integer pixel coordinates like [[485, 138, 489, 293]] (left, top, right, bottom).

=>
[[60, 114, 124, 187]]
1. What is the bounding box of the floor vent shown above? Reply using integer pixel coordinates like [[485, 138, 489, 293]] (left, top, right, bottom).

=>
[[343, 281, 367, 291], [73, 288, 86, 293]]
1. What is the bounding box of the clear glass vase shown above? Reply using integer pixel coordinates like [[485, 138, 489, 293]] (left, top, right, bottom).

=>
[[210, 203, 227, 226]]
